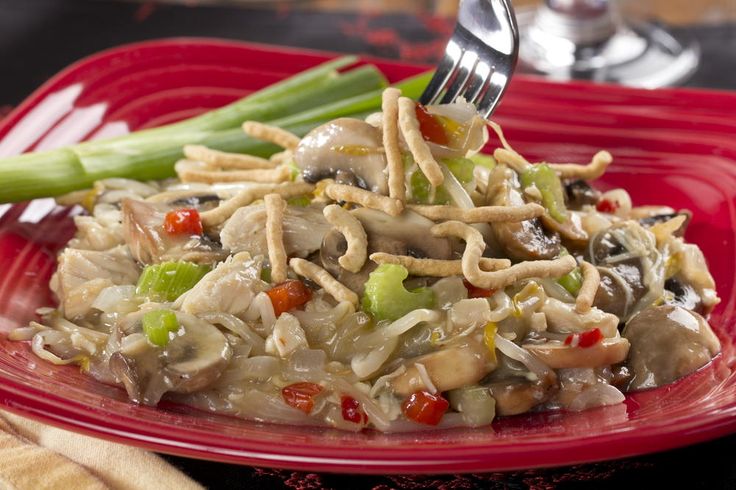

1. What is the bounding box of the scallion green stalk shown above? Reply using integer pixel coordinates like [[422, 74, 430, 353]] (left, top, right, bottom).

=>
[[0, 66, 431, 203]]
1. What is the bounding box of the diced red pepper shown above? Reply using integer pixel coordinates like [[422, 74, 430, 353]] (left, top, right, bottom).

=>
[[401, 391, 449, 426], [564, 328, 603, 348], [163, 208, 203, 236], [463, 279, 495, 299], [282, 382, 323, 414], [596, 199, 618, 214], [266, 280, 313, 317], [415, 103, 449, 145], [340, 395, 367, 425]]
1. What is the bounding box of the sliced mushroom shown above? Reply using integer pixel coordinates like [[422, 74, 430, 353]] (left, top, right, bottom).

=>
[[390, 339, 494, 397], [488, 378, 555, 416], [321, 208, 455, 294], [487, 166, 560, 261], [121, 198, 226, 265], [563, 179, 601, 209], [622, 305, 720, 391], [522, 337, 630, 369], [664, 277, 705, 314], [294, 118, 388, 193], [220, 203, 332, 259], [109, 314, 232, 405], [163, 318, 233, 393], [588, 221, 662, 321]]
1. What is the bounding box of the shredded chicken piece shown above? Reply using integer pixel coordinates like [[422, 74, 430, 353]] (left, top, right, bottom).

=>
[[369, 252, 510, 277], [397, 97, 444, 187], [408, 203, 545, 223], [431, 220, 577, 289], [289, 258, 359, 306], [264, 194, 288, 283], [183, 145, 277, 170], [381, 88, 405, 203], [325, 183, 403, 217], [177, 163, 291, 184], [548, 151, 612, 180], [200, 182, 314, 227], [323, 204, 368, 273], [575, 261, 601, 313], [242, 121, 301, 150]]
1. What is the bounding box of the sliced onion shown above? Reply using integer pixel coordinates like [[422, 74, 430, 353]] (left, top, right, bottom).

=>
[[440, 164, 475, 209], [495, 333, 552, 381], [568, 383, 625, 411], [91, 285, 137, 314]]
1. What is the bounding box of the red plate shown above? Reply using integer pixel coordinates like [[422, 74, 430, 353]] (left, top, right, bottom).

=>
[[0, 38, 735, 473]]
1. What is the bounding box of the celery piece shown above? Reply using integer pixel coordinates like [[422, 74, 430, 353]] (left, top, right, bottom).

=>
[[443, 157, 475, 184], [142, 309, 180, 347], [558, 268, 583, 296], [520, 163, 568, 223], [447, 386, 496, 427], [409, 157, 474, 205], [470, 153, 496, 170], [361, 264, 434, 322], [556, 248, 582, 295], [136, 261, 210, 302], [287, 195, 312, 207], [410, 170, 450, 204]]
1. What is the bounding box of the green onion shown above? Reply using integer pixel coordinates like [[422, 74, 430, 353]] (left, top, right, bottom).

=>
[[136, 261, 210, 302], [142, 309, 180, 347], [361, 264, 434, 322], [0, 62, 431, 203]]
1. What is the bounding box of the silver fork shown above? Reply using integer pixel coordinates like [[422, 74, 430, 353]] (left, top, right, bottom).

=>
[[419, 0, 519, 118]]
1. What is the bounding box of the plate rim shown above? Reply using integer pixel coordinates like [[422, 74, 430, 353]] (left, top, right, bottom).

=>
[[2, 37, 736, 473]]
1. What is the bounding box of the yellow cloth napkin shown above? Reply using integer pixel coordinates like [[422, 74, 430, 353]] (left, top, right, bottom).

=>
[[0, 410, 204, 490]]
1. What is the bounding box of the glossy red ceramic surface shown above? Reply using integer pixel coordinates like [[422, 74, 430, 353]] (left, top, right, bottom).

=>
[[1, 39, 736, 473]]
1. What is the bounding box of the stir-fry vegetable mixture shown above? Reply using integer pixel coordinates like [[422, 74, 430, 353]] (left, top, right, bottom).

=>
[[8, 65, 721, 432]]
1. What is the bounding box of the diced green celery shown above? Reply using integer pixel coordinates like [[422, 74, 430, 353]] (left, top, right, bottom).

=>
[[287, 194, 312, 207], [470, 153, 496, 170], [361, 264, 434, 322], [556, 248, 582, 295], [448, 386, 496, 427], [520, 163, 568, 223], [260, 266, 272, 283], [136, 261, 211, 302], [408, 157, 474, 204], [410, 170, 450, 204], [142, 309, 180, 347], [442, 157, 475, 184]]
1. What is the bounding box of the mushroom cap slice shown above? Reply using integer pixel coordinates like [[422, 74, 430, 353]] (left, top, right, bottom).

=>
[[390, 339, 495, 397], [488, 167, 560, 261], [163, 316, 233, 393], [622, 305, 720, 391], [294, 118, 388, 194], [320, 208, 455, 294], [488, 379, 555, 416], [522, 337, 630, 369], [109, 315, 232, 404]]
